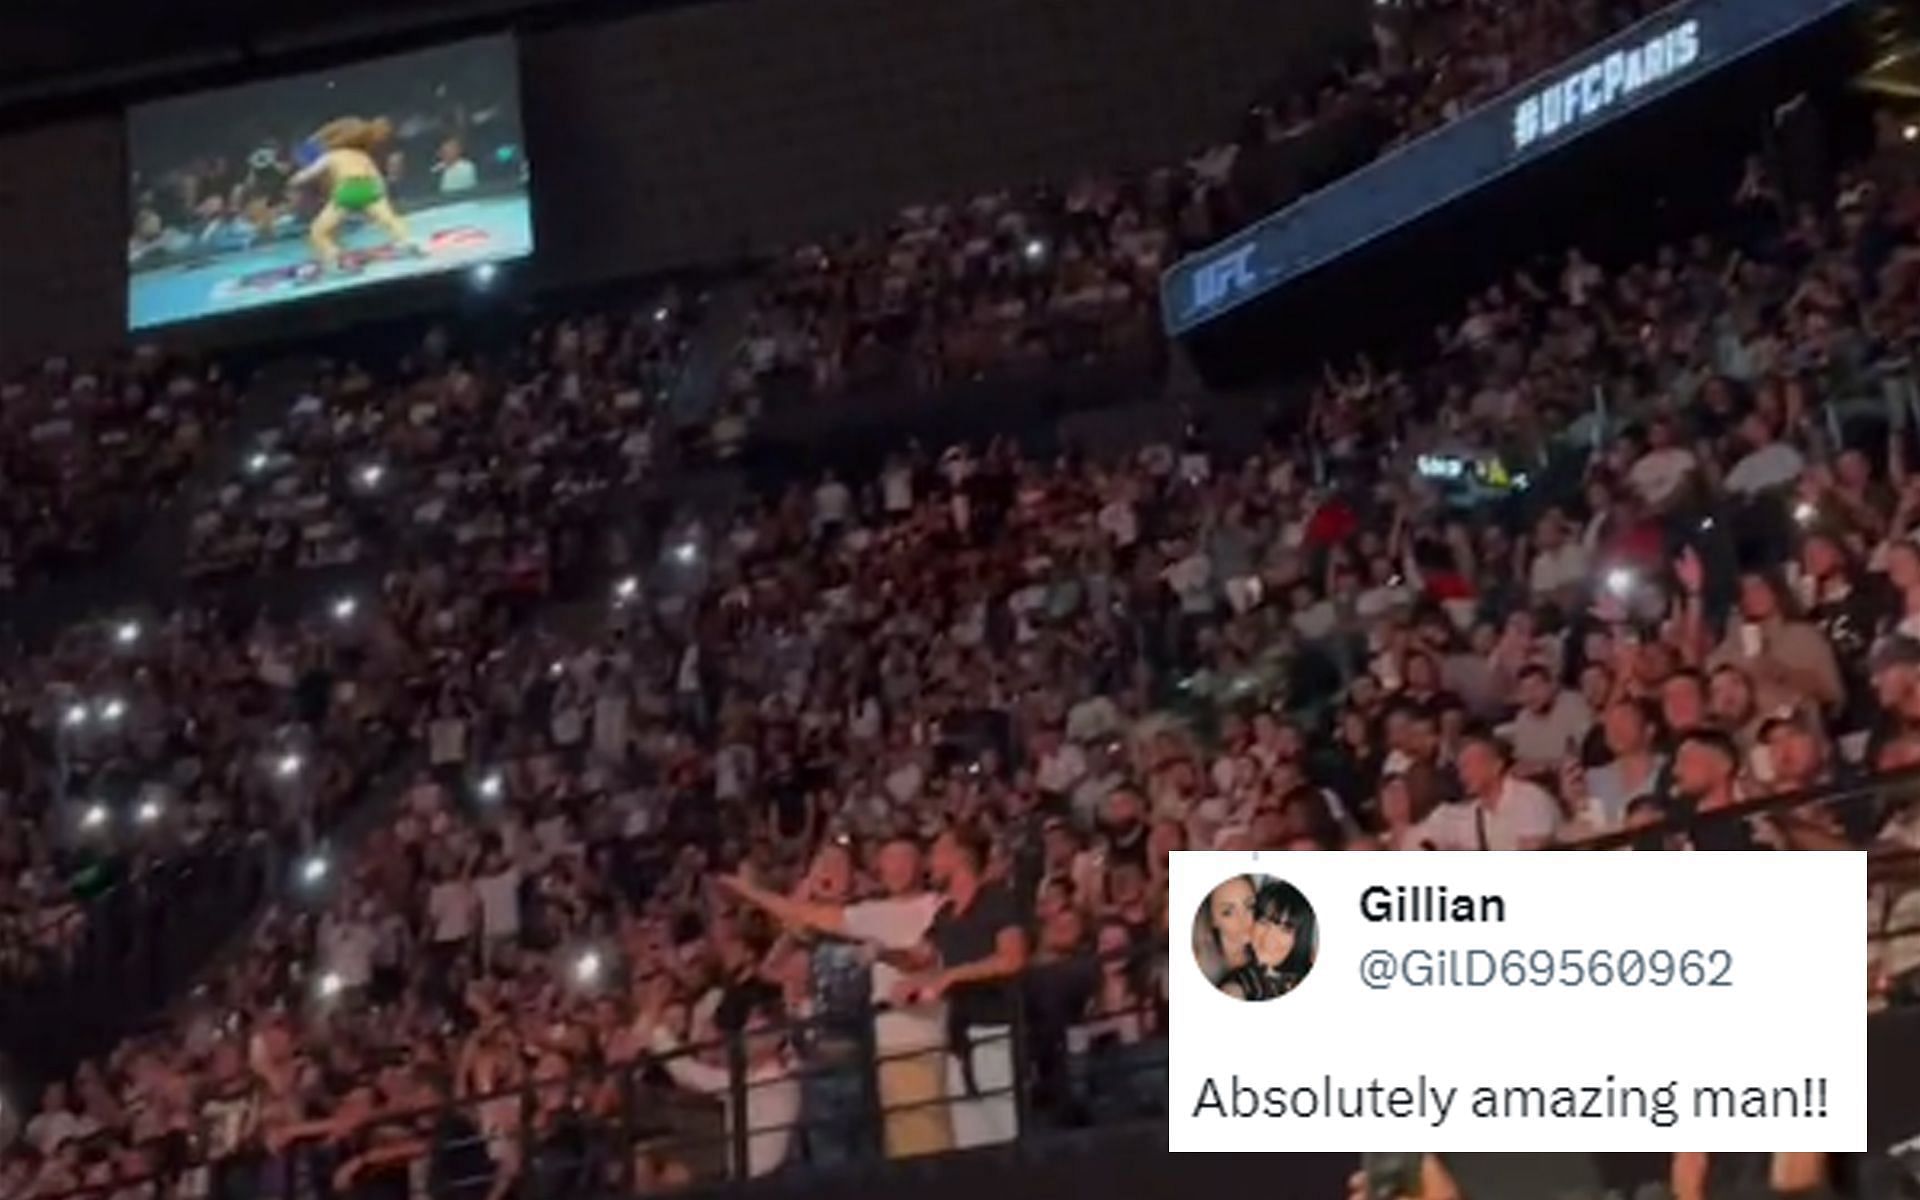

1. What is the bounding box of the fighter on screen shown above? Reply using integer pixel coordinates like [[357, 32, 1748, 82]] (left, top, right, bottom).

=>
[[290, 116, 419, 273]]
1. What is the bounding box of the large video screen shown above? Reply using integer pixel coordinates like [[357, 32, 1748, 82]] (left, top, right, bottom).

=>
[[127, 36, 533, 331]]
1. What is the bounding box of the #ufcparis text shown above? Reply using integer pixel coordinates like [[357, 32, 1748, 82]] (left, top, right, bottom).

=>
[[1189, 1074, 1835, 1130]]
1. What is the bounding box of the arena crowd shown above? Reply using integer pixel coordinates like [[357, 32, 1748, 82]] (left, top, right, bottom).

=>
[[6, 19, 1920, 1200], [0, 349, 234, 592], [719, 0, 1668, 423], [184, 288, 696, 579]]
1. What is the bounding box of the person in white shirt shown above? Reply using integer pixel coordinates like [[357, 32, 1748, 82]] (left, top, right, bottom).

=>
[[320, 899, 380, 990], [25, 1084, 96, 1154], [1626, 419, 1698, 511], [1721, 414, 1805, 497], [426, 701, 470, 775], [1527, 509, 1590, 600], [550, 679, 587, 754], [651, 999, 800, 1178], [812, 471, 852, 536], [427, 860, 477, 949], [1097, 495, 1139, 549], [1435, 732, 1564, 850], [1501, 665, 1592, 775], [1065, 696, 1121, 744], [1032, 728, 1087, 797], [434, 139, 479, 194], [718, 837, 953, 1158], [472, 837, 522, 961], [1162, 542, 1214, 616], [881, 456, 915, 516]]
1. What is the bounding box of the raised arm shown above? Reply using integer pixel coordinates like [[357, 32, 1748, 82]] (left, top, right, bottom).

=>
[[716, 873, 848, 937]]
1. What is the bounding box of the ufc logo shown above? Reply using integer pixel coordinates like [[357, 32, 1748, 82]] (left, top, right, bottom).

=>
[[1189, 245, 1258, 312]]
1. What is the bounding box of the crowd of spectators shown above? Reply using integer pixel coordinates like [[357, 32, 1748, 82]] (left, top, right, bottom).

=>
[[11, 126, 1920, 1197], [1351, 0, 1666, 149], [723, 177, 1173, 425], [15, 16, 1920, 1200], [183, 291, 697, 580], [0, 348, 235, 591], [1175, 0, 1670, 251], [0, 590, 422, 999], [720, 0, 1668, 428]]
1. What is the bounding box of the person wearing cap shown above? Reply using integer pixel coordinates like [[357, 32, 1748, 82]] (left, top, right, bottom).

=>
[[1757, 712, 1835, 793], [1666, 730, 1762, 851], [1753, 712, 1864, 850], [1869, 636, 1920, 742]]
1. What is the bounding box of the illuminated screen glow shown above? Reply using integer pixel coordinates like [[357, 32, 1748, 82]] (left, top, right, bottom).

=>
[[126, 35, 533, 331]]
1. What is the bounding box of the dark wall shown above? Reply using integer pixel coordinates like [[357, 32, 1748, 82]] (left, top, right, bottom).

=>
[[0, 118, 127, 360], [0, 0, 1364, 361], [523, 0, 1361, 282]]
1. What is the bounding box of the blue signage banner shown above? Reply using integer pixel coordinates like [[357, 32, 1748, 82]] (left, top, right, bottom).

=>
[[1159, 0, 1857, 337]]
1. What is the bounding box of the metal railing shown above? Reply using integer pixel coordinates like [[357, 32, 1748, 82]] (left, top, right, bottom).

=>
[[25, 946, 1169, 1200], [0, 709, 407, 1091], [1561, 762, 1920, 854], [0, 837, 275, 1088], [1556, 758, 1920, 1009]]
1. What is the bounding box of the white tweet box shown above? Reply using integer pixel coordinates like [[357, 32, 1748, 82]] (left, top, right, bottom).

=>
[[1169, 851, 1865, 1152]]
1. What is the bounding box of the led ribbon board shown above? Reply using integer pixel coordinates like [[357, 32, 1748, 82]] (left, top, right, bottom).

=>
[[1159, 0, 1857, 337]]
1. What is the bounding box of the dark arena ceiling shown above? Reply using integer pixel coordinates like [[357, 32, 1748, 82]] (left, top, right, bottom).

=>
[[0, 0, 673, 118]]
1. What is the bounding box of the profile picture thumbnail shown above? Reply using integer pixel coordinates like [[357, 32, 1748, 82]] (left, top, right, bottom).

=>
[[1194, 874, 1318, 1000]]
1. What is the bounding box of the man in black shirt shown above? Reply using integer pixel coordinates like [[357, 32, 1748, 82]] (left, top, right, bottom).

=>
[[1665, 730, 1762, 851], [898, 823, 1030, 1150]]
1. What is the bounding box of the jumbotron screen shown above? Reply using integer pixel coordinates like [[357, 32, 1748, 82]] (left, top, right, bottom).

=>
[[126, 35, 534, 331]]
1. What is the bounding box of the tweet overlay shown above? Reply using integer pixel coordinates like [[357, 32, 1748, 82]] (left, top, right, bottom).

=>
[[1170, 851, 1866, 1152]]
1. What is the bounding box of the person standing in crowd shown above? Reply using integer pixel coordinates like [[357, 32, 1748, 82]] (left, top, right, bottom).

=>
[[651, 995, 801, 1179], [472, 835, 523, 968], [785, 841, 872, 1165], [897, 824, 1029, 1149], [22, 27, 1920, 1200], [718, 836, 954, 1159]]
